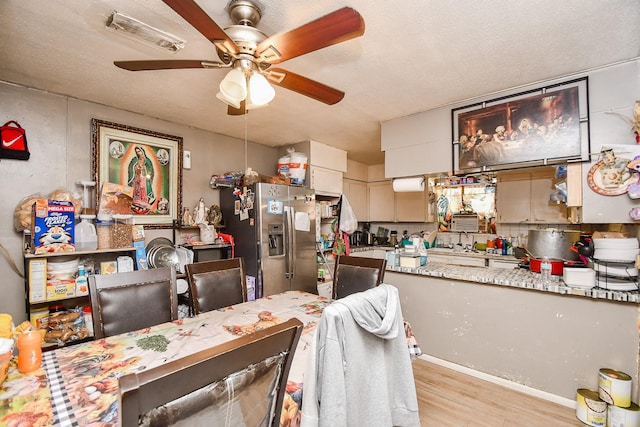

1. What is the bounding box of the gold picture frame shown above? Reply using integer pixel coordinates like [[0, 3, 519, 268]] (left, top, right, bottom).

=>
[[91, 119, 183, 228]]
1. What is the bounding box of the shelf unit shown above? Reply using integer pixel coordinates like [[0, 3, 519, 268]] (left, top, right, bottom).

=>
[[24, 247, 137, 347]]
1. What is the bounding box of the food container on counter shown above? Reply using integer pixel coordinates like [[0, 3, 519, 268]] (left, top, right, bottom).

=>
[[96, 220, 112, 249], [399, 253, 421, 268], [562, 266, 595, 288], [111, 214, 133, 248]]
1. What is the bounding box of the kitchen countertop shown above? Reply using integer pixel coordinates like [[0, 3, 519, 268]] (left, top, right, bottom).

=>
[[350, 246, 639, 304]]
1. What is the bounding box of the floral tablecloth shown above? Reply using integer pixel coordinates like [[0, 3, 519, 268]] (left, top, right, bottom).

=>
[[0, 291, 330, 427]]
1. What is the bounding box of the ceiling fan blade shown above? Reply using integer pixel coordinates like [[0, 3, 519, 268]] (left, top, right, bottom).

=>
[[256, 7, 365, 64], [265, 68, 345, 105], [228, 100, 247, 116], [114, 60, 226, 71], [162, 0, 239, 56]]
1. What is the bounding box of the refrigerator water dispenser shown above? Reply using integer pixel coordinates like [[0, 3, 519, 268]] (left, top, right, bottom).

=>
[[268, 224, 284, 256]]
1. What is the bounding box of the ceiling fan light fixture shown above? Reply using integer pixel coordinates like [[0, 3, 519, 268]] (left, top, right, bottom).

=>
[[248, 71, 275, 106], [216, 91, 242, 109], [106, 11, 186, 53], [219, 68, 248, 102]]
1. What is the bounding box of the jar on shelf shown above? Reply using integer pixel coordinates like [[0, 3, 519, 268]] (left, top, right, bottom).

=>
[[111, 214, 133, 248], [96, 220, 112, 249]]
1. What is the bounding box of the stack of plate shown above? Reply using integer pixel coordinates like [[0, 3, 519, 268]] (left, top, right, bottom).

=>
[[592, 238, 639, 291], [592, 238, 639, 262]]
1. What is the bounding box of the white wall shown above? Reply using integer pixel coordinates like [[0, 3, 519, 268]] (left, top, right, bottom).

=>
[[383, 59, 640, 224], [0, 81, 279, 323]]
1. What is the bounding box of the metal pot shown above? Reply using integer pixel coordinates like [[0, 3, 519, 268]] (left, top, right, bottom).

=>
[[527, 229, 580, 261]]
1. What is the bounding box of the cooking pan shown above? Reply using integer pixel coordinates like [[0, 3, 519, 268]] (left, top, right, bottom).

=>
[[529, 257, 565, 275]]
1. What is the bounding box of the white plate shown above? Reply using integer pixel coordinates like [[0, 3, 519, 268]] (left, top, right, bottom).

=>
[[593, 238, 639, 249], [593, 262, 638, 278], [176, 278, 189, 294], [593, 247, 639, 262], [596, 277, 638, 291]]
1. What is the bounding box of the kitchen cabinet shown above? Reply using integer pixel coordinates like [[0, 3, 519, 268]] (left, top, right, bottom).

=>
[[427, 253, 486, 267], [343, 178, 368, 221], [496, 167, 569, 224], [395, 190, 427, 222], [310, 165, 343, 196], [368, 181, 395, 221]]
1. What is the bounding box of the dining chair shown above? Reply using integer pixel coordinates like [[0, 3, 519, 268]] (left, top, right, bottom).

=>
[[185, 257, 247, 315], [88, 266, 178, 339], [332, 255, 387, 299], [118, 317, 303, 427]]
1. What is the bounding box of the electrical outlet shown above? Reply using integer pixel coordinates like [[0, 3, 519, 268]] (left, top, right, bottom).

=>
[[183, 150, 191, 169]]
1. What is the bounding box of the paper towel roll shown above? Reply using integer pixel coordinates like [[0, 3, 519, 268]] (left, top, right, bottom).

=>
[[392, 177, 425, 192]]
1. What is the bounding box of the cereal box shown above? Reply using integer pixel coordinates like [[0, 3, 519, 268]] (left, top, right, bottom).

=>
[[31, 199, 75, 254]]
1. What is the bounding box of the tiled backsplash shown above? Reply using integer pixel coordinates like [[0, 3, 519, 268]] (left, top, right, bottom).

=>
[[364, 221, 640, 248]]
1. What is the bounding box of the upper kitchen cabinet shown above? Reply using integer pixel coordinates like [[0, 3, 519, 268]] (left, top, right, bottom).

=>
[[283, 140, 347, 196], [394, 190, 427, 222], [343, 159, 370, 221], [310, 166, 343, 196], [382, 107, 452, 177], [343, 178, 368, 221], [368, 181, 395, 221], [496, 167, 569, 224]]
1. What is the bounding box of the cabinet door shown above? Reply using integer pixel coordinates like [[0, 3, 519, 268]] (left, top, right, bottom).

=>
[[497, 168, 569, 224], [529, 170, 569, 223], [395, 191, 426, 222], [310, 166, 343, 196], [496, 171, 531, 223], [343, 179, 368, 221], [368, 182, 395, 221]]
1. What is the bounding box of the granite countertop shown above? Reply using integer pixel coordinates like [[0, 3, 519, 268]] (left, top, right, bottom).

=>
[[351, 245, 638, 303], [386, 260, 638, 304]]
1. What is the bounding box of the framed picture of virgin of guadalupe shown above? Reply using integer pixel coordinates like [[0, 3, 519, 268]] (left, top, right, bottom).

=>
[[452, 77, 590, 173], [91, 119, 183, 228]]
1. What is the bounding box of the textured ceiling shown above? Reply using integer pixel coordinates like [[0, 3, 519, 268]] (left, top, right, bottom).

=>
[[0, 0, 638, 165]]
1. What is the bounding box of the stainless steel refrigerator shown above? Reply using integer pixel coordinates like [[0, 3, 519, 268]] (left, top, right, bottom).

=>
[[220, 183, 318, 298]]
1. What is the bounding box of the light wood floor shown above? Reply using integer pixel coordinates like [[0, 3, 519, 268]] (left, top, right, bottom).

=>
[[413, 358, 584, 426]]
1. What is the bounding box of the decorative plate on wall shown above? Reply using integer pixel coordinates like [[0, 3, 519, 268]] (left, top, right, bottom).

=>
[[587, 157, 638, 196]]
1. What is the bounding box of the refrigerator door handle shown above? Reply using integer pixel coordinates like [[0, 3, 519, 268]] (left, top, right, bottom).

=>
[[284, 208, 294, 279], [289, 207, 296, 279]]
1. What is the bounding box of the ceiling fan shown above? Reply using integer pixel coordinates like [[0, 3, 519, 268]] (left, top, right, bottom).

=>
[[114, 0, 365, 115]]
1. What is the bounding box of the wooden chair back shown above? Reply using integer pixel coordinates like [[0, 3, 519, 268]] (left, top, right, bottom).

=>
[[88, 266, 178, 339], [185, 258, 247, 314], [333, 255, 387, 299], [118, 318, 303, 427]]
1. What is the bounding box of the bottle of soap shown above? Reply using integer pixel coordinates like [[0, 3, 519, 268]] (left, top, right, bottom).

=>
[[75, 265, 89, 297]]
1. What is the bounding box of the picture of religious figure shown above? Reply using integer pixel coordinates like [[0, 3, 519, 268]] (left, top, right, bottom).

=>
[[92, 119, 183, 227], [454, 81, 588, 171], [128, 145, 155, 213]]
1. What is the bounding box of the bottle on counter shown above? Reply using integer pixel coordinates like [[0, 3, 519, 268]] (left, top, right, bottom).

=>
[[75, 265, 89, 296], [82, 306, 94, 337], [394, 245, 401, 268], [540, 256, 552, 285]]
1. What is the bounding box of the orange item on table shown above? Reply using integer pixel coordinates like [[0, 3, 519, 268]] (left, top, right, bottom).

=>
[[18, 330, 42, 373]]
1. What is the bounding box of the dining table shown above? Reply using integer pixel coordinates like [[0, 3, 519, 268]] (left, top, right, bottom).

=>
[[0, 289, 421, 426]]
